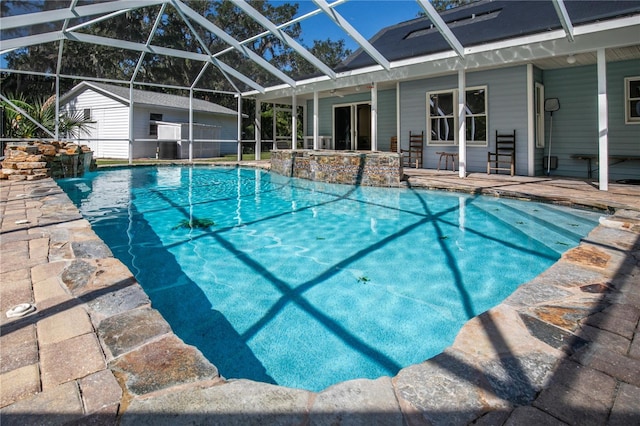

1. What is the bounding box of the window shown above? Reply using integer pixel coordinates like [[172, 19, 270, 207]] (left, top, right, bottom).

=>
[[625, 77, 640, 124], [427, 86, 487, 146], [83, 108, 91, 120], [149, 113, 163, 136]]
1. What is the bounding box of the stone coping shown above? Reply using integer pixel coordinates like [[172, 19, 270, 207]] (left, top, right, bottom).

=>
[[1, 169, 639, 425]]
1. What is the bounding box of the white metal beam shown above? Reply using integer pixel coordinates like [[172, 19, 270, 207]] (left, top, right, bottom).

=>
[[130, 3, 166, 83], [0, 0, 168, 31], [231, 0, 336, 79], [311, 0, 390, 70], [171, 0, 296, 88], [457, 69, 466, 177], [597, 48, 608, 191], [63, 32, 266, 93], [416, 0, 465, 59], [1, 32, 64, 53], [551, 0, 575, 43], [170, 1, 241, 92]]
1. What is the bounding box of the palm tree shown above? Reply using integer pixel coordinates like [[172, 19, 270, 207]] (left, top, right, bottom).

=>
[[1, 94, 94, 139]]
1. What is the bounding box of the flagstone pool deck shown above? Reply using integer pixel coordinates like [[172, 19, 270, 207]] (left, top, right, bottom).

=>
[[1, 165, 639, 425]]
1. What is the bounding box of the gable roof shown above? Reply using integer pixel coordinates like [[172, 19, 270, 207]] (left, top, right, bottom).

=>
[[61, 82, 238, 116], [337, 0, 640, 72]]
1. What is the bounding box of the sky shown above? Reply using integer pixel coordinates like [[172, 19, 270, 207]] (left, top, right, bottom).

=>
[[277, 1, 424, 51]]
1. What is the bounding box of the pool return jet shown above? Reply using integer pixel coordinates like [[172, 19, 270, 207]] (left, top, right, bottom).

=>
[[544, 98, 560, 176]]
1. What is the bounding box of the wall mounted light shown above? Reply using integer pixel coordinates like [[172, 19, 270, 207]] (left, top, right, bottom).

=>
[[566, 54, 576, 64]]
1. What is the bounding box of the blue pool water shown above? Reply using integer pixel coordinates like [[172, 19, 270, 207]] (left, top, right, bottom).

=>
[[58, 166, 602, 391]]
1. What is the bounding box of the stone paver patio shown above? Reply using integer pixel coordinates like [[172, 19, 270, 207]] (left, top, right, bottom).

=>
[[1, 166, 639, 425]]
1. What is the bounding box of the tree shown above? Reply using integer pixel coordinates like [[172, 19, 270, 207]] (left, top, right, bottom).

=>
[[1, 94, 94, 139], [2, 0, 353, 140], [291, 38, 352, 79]]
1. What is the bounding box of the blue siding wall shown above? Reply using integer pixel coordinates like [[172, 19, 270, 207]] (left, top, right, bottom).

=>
[[378, 89, 397, 151], [305, 89, 397, 150], [543, 59, 640, 181], [399, 66, 529, 173]]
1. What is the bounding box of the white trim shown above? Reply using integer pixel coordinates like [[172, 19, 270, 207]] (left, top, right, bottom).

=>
[[535, 82, 545, 149], [396, 81, 401, 153], [371, 82, 378, 151], [292, 95, 298, 149], [332, 101, 372, 151], [526, 65, 535, 176], [255, 99, 262, 160], [249, 17, 640, 100], [313, 91, 319, 150], [624, 76, 640, 124], [426, 86, 488, 147]]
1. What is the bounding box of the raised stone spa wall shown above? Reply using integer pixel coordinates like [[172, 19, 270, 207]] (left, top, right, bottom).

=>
[[1, 142, 96, 181], [270, 149, 403, 186]]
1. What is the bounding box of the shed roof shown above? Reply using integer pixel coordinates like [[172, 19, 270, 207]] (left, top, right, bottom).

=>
[[337, 0, 640, 72], [61, 82, 238, 116]]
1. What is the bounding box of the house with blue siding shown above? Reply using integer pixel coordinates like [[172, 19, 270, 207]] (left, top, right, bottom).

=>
[[252, 0, 640, 186]]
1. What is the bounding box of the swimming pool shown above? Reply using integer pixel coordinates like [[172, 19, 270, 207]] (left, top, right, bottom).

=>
[[58, 166, 602, 391]]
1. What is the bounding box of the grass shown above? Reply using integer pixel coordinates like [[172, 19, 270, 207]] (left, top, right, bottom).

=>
[[96, 152, 271, 166]]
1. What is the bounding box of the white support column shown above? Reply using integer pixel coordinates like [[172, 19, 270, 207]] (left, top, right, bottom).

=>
[[597, 48, 609, 191], [302, 104, 308, 148], [396, 81, 401, 153], [371, 82, 378, 151], [313, 90, 319, 150], [292, 94, 297, 150], [458, 68, 466, 178], [255, 99, 262, 161], [237, 95, 243, 161], [55, 75, 60, 140], [526, 64, 535, 176], [188, 88, 194, 163], [272, 102, 277, 150], [128, 84, 134, 165]]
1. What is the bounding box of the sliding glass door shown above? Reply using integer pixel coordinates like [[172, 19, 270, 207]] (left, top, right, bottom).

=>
[[333, 103, 371, 150]]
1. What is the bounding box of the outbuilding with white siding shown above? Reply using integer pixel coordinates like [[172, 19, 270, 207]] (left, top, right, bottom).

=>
[[59, 82, 239, 159]]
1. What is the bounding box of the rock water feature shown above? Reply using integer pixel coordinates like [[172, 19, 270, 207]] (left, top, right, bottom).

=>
[[1, 142, 96, 180], [270, 149, 403, 186]]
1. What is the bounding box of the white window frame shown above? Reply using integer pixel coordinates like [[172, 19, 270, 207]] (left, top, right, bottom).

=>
[[427, 86, 488, 146], [625, 76, 640, 124], [149, 113, 163, 136], [332, 101, 372, 151]]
